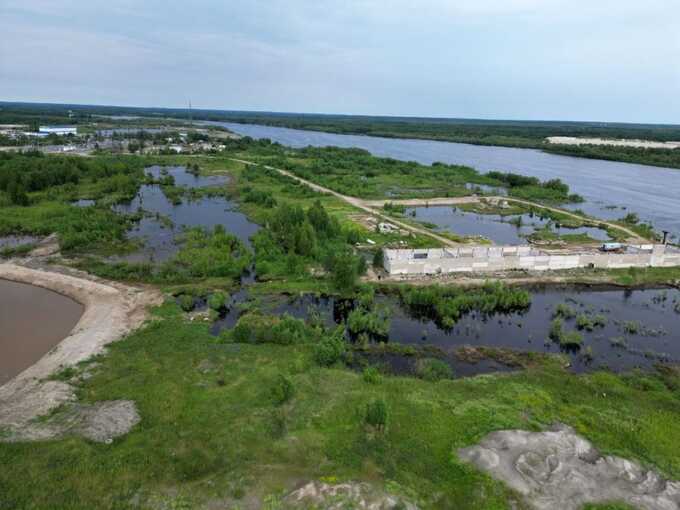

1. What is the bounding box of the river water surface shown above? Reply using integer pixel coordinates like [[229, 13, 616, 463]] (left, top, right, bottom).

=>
[[0, 279, 84, 385], [214, 122, 680, 238]]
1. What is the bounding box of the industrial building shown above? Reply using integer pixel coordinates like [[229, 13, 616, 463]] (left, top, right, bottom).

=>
[[383, 244, 680, 275], [39, 126, 78, 136]]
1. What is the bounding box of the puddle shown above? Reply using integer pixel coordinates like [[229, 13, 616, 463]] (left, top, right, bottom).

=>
[[0, 279, 84, 385], [405, 206, 610, 244], [0, 236, 40, 249], [114, 166, 259, 262], [71, 199, 96, 207]]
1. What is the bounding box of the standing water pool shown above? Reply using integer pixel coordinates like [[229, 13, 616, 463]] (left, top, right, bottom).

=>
[[0, 279, 84, 385]]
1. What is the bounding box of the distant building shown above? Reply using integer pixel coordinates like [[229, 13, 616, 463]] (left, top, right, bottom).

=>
[[39, 126, 77, 136]]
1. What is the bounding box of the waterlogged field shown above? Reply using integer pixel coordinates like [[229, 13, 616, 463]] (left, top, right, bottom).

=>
[[404, 206, 612, 245], [2, 144, 680, 509], [2, 299, 680, 509]]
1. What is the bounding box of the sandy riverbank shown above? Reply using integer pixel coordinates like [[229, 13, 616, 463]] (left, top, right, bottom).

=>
[[0, 263, 161, 439], [547, 136, 680, 150]]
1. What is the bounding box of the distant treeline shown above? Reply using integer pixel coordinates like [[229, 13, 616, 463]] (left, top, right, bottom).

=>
[[3, 101, 680, 145]]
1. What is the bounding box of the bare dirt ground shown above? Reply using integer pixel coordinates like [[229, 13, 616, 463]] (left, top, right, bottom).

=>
[[459, 424, 680, 510], [0, 261, 162, 441], [547, 136, 680, 150]]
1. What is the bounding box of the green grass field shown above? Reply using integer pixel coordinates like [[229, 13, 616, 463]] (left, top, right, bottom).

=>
[[1, 301, 679, 509]]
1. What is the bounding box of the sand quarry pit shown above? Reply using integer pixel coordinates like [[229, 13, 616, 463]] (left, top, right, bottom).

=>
[[0, 263, 162, 441], [458, 424, 680, 510]]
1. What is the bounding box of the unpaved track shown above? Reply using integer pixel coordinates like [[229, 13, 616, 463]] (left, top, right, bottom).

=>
[[230, 158, 460, 247], [366, 196, 644, 242], [0, 263, 161, 437], [229, 158, 644, 244]]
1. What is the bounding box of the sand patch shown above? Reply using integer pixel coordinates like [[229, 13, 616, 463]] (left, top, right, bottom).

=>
[[458, 424, 680, 510], [0, 263, 161, 440]]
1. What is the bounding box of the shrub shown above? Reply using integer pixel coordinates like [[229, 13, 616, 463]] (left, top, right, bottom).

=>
[[208, 291, 228, 311], [372, 249, 384, 268], [415, 358, 453, 381], [560, 331, 583, 349], [364, 398, 388, 430], [549, 318, 564, 341], [553, 303, 576, 319], [271, 374, 294, 405], [593, 314, 608, 327], [346, 307, 390, 339], [179, 294, 194, 312], [232, 313, 313, 345], [313, 329, 347, 366], [623, 321, 641, 335], [362, 366, 382, 384], [576, 314, 595, 331]]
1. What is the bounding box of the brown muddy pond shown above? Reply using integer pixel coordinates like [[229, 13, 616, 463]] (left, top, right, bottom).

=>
[[0, 279, 84, 385]]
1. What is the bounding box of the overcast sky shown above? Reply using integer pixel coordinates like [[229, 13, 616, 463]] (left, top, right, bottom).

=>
[[2, 0, 679, 123]]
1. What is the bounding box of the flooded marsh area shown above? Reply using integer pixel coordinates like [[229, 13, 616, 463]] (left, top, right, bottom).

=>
[[404, 206, 612, 245], [113, 166, 259, 262], [206, 286, 680, 377]]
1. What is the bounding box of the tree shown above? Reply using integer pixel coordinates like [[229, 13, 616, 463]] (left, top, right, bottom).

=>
[[326, 247, 359, 292], [7, 179, 29, 206]]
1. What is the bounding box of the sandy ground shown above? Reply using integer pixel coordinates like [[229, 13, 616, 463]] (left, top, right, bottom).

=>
[[547, 136, 680, 150], [0, 262, 162, 440], [459, 424, 680, 510]]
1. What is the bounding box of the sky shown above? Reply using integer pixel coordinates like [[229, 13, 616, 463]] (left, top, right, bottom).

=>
[[1, 0, 679, 124]]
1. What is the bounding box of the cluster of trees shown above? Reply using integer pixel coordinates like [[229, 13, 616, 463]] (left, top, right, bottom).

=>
[[275, 146, 490, 199], [253, 200, 366, 290], [346, 286, 391, 341], [0, 152, 143, 205], [400, 282, 531, 328], [170, 225, 252, 279], [486, 171, 583, 203]]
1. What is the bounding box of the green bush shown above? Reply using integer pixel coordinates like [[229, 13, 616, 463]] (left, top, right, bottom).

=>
[[549, 318, 564, 341], [362, 366, 382, 384], [560, 331, 583, 349], [400, 282, 530, 326], [576, 314, 595, 331], [415, 358, 453, 382], [346, 307, 390, 339], [208, 292, 228, 311], [270, 374, 294, 405], [364, 398, 388, 430], [313, 329, 347, 366], [553, 303, 576, 319], [179, 294, 194, 312], [232, 313, 314, 345]]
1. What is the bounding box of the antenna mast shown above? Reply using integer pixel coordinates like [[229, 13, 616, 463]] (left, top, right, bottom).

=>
[[188, 99, 193, 127]]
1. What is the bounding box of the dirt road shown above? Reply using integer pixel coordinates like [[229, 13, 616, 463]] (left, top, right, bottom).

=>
[[230, 158, 461, 247], [229, 158, 646, 245]]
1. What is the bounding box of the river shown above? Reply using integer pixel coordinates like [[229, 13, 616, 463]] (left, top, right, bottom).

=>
[[212, 122, 680, 239]]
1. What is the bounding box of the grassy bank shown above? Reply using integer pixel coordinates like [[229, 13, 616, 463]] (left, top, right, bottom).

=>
[[1, 300, 679, 509]]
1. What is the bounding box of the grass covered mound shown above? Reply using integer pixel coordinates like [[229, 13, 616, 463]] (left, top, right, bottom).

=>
[[1, 301, 679, 509]]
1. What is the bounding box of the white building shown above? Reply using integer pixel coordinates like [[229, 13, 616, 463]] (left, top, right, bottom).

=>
[[39, 126, 78, 136]]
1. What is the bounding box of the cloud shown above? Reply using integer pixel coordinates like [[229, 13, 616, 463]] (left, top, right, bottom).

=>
[[1, 0, 678, 122]]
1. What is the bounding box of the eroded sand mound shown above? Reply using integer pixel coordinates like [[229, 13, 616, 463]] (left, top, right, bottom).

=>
[[458, 424, 680, 510], [284, 481, 418, 509], [0, 263, 161, 441]]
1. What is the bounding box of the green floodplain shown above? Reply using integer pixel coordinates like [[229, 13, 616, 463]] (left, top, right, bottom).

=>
[[1, 124, 680, 509]]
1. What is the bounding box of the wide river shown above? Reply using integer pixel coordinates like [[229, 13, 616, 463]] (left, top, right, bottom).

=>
[[214, 122, 680, 238]]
